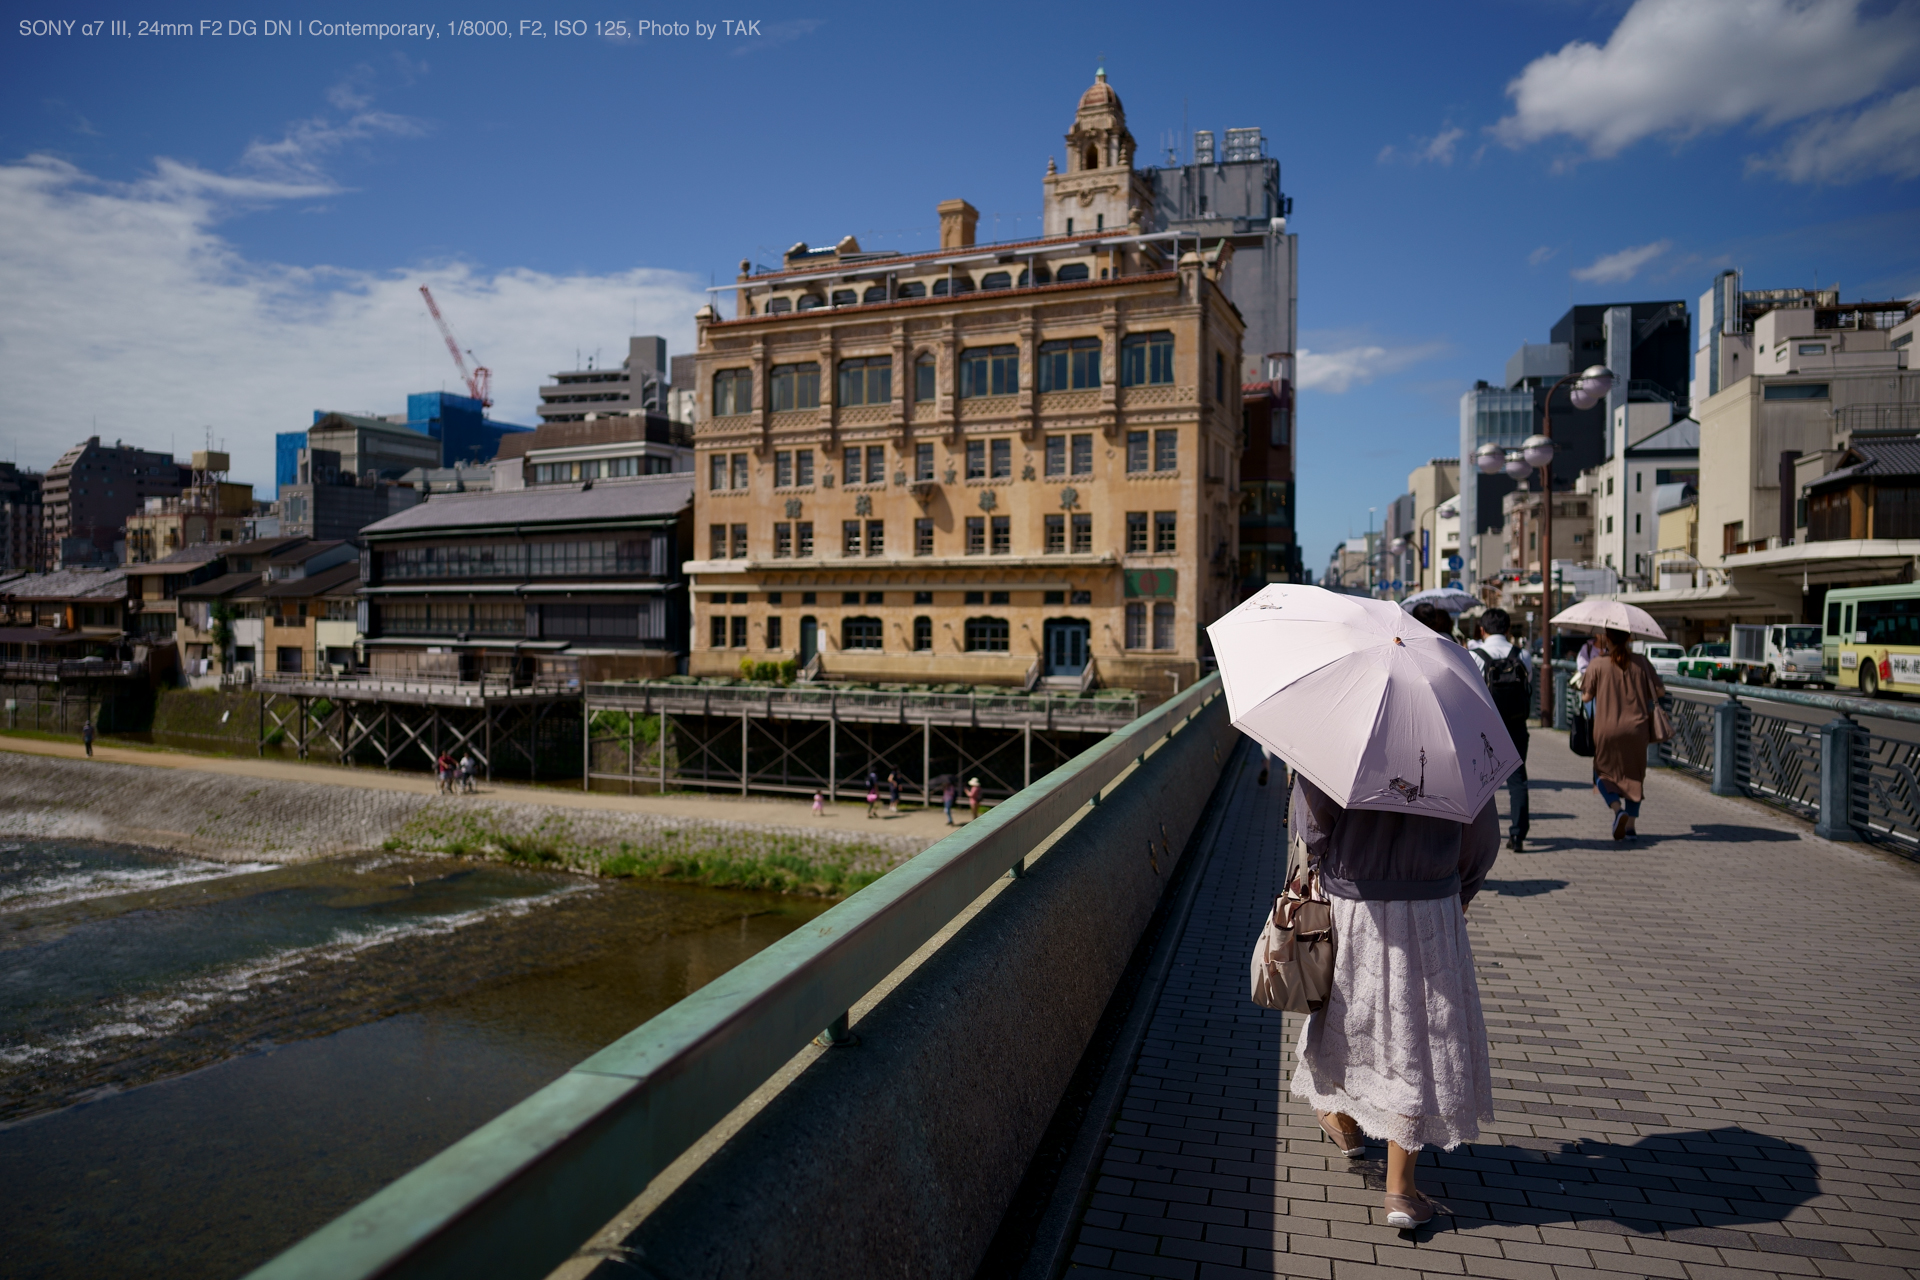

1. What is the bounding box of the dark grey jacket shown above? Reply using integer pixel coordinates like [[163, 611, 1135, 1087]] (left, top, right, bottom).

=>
[[1289, 775, 1500, 905]]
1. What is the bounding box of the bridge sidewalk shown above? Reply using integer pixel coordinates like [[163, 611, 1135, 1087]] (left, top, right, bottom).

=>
[[1057, 730, 1920, 1280]]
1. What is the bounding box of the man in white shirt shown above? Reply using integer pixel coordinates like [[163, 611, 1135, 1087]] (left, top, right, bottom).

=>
[[1471, 607, 1534, 852]]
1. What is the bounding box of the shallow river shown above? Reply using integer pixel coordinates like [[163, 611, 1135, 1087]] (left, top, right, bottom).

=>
[[0, 838, 829, 1278]]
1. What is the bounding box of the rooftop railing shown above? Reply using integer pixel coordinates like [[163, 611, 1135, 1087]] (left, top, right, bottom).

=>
[[247, 673, 1222, 1280]]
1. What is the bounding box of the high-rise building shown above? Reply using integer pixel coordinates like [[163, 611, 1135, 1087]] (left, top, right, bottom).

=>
[[276, 394, 532, 498], [40, 436, 186, 568], [0, 461, 44, 573], [537, 336, 672, 423]]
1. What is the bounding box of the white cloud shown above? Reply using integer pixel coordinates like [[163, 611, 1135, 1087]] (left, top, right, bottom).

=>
[[1297, 342, 1447, 394], [1379, 125, 1466, 166], [1528, 245, 1557, 267], [0, 154, 706, 490], [1494, 0, 1919, 160], [1571, 239, 1673, 283], [1749, 84, 1920, 182]]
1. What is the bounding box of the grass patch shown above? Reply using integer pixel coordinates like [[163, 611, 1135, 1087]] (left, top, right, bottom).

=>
[[382, 807, 901, 897]]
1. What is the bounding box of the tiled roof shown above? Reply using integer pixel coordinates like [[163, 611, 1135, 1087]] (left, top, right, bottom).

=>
[[263, 561, 361, 598], [360, 474, 694, 538], [0, 569, 127, 600], [124, 544, 229, 573], [1631, 417, 1700, 452], [1809, 437, 1920, 491], [176, 571, 264, 599], [267, 540, 345, 565]]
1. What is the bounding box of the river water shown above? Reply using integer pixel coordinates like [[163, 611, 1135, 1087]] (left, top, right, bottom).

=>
[[0, 838, 830, 1278]]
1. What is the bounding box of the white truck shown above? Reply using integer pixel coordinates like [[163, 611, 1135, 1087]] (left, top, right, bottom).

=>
[[1731, 623, 1827, 688]]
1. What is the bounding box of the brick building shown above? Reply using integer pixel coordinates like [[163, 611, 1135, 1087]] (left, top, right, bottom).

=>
[[685, 73, 1247, 695]]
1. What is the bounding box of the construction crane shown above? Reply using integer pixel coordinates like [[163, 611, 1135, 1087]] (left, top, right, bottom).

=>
[[418, 285, 492, 407]]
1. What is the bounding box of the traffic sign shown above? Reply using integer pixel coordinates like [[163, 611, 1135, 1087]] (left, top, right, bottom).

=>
[[1446, 554, 1463, 571]]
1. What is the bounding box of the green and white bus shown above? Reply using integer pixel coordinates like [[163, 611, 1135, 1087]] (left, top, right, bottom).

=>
[[1826, 582, 1920, 698]]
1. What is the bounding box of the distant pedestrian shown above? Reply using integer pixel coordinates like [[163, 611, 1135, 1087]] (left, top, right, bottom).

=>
[[1470, 607, 1533, 852], [866, 783, 880, 819], [1585, 627, 1665, 841], [942, 779, 956, 825], [458, 753, 475, 794], [1408, 601, 1456, 642], [436, 752, 454, 794], [966, 777, 982, 822], [812, 789, 826, 817], [886, 769, 901, 814], [81, 719, 94, 758]]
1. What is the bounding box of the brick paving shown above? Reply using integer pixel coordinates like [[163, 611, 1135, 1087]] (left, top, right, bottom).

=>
[[1061, 731, 1920, 1280]]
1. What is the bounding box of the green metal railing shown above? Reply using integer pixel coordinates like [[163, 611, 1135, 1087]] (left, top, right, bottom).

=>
[[248, 675, 1224, 1280]]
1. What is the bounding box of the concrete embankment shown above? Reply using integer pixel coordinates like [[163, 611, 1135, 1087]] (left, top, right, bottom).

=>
[[0, 753, 929, 890]]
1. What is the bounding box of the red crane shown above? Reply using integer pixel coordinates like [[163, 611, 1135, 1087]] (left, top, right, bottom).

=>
[[418, 285, 492, 407]]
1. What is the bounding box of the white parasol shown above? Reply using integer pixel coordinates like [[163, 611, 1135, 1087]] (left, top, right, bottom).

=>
[[1400, 587, 1479, 614], [1207, 584, 1519, 822], [1549, 598, 1668, 641]]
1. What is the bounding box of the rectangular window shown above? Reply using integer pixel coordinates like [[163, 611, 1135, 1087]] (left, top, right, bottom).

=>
[[959, 345, 1019, 398], [1071, 434, 1093, 475], [965, 616, 1009, 652], [710, 615, 727, 648], [731, 454, 749, 490], [1126, 431, 1149, 473], [865, 520, 884, 556], [844, 448, 861, 486], [915, 357, 936, 402], [767, 616, 782, 649], [842, 616, 883, 650], [843, 520, 863, 556], [1154, 512, 1177, 553], [1045, 513, 1066, 554], [774, 451, 793, 487], [1045, 435, 1066, 477], [713, 368, 752, 416], [795, 521, 814, 558], [709, 454, 727, 491], [1039, 338, 1101, 391], [966, 439, 986, 480], [1125, 602, 1147, 649], [730, 616, 748, 648], [1215, 352, 1226, 402], [990, 438, 1011, 479], [1121, 332, 1175, 386], [731, 524, 748, 558], [1763, 383, 1830, 400], [991, 515, 1011, 555], [710, 524, 727, 558], [966, 516, 986, 555], [769, 362, 821, 411], [1154, 429, 1178, 472], [773, 523, 792, 558], [1153, 602, 1175, 650], [795, 449, 814, 486], [866, 444, 886, 484], [915, 442, 934, 482], [1126, 511, 1148, 554], [1072, 512, 1092, 553], [1634, 513, 1642, 534], [915, 518, 934, 556], [838, 356, 892, 406], [913, 616, 932, 651]]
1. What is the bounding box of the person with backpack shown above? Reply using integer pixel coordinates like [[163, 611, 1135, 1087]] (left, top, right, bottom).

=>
[[1470, 607, 1532, 852]]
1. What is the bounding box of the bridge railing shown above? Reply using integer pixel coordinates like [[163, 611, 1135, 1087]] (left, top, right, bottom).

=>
[[247, 673, 1223, 1280], [1549, 660, 1920, 854], [584, 679, 1142, 728]]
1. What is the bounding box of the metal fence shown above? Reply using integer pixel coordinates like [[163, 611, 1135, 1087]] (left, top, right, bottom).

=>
[[248, 673, 1224, 1280], [1551, 660, 1920, 855]]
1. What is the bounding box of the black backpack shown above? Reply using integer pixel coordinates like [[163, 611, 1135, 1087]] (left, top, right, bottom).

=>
[[1480, 648, 1531, 726]]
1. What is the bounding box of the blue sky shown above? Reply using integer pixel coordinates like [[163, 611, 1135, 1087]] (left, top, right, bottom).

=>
[[2, 0, 1917, 567]]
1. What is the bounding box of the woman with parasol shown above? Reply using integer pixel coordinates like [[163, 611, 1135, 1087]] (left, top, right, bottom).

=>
[[1551, 600, 1669, 841], [1210, 585, 1513, 1229]]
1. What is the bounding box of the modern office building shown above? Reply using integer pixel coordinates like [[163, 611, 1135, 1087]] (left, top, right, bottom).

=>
[[40, 437, 187, 568], [0, 461, 44, 573], [685, 74, 1249, 695], [490, 414, 693, 491], [276, 447, 422, 542], [276, 395, 532, 497], [537, 336, 672, 424]]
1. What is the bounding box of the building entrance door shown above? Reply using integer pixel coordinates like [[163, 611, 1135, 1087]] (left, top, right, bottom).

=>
[[799, 616, 818, 665], [1043, 618, 1089, 677]]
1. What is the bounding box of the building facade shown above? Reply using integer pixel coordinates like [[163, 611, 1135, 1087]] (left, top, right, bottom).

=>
[[537, 336, 672, 424], [491, 414, 693, 492], [123, 451, 255, 564], [0, 462, 43, 573], [1238, 378, 1300, 594], [684, 76, 1247, 696], [40, 437, 185, 568]]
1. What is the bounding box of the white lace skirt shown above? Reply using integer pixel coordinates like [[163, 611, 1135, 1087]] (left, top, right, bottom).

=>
[[1289, 895, 1494, 1152]]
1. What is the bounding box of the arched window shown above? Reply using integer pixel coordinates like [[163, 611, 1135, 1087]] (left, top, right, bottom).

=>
[[770, 363, 820, 411], [914, 355, 936, 402], [1038, 338, 1101, 392], [964, 616, 1009, 652], [1121, 332, 1176, 386], [862, 285, 887, 303], [1016, 266, 1053, 287], [980, 271, 1011, 291], [1083, 145, 1098, 170], [896, 281, 927, 299], [830, 289, 857, 307], [1055, 263, 1090, 283], [931, 278, 949, 297], [712, 368, 752, 417], [838, 356, 891, 406], [842, 616, 883, 650], [767, 296, 793, 314], [796, 294, 823, 311]]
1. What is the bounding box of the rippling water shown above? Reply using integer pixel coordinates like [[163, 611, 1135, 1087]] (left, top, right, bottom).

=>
[[0, 839, 830, 1279]]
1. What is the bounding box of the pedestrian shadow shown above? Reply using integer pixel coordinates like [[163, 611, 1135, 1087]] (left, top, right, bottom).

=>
[[1480, 878, 1568, 897], [1524, 779, 1593, 792], [1374, 1126, 1824, 1251]]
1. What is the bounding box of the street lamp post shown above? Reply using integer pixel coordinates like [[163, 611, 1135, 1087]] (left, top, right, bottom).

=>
[[1478, 365, 1615, 723]]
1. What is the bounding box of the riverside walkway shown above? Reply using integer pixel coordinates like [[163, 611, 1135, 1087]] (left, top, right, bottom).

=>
[[1059, 729, 1920, 1280]]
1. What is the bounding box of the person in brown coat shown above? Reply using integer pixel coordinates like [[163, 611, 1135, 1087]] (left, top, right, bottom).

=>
[[1583, 627, 1666, 840]]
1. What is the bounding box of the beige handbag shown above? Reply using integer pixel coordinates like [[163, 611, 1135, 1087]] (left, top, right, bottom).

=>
[[1250, 848, 1337, 1014]]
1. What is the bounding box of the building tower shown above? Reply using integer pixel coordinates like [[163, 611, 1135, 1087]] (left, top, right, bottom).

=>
[[1042, 68, 1156, 238]]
